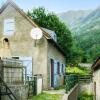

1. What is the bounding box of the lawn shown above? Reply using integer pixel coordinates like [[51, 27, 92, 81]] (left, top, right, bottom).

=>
[[29, 93, 63, 100]]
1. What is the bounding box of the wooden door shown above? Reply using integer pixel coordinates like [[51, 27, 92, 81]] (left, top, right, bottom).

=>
[[51, 59, 54, 87], [94, 82, 96, 100], [54, 60, 58, 87]]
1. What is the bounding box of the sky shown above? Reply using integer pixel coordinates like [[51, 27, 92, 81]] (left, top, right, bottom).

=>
[[0, 0, 100, 13]]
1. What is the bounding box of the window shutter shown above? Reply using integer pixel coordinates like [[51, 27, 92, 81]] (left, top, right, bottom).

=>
[[57, 62, 60, 74], [4, 19, 15, 35], [62, 64, 64, 74], [63, 64, 66, 74], [60, 62, 62, 74], [54, 60, 57, 74]]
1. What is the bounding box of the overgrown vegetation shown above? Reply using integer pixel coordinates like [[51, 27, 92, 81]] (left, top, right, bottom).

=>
[[66, 65, 91, 75], [29, 93, 63, 100], [27, 7, 73, 63], [65, 74, 78, 92], [78, 91, 94, 100]]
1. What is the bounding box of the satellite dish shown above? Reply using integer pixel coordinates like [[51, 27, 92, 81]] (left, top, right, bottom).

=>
[[30, 28, 43, 40]]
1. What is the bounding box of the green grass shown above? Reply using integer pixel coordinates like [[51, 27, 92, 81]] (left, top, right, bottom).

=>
[[29, 93, 63, 100]]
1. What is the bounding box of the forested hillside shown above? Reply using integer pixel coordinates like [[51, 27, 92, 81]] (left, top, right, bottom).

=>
[[58, 6, 100, 62]]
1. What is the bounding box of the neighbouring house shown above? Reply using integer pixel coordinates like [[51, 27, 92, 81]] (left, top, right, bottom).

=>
[[92, 57, 100, 100], [78, 63, 92, 69], [0, 0, 66, 90]]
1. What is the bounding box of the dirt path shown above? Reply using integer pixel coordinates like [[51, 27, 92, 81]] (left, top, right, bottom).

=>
[[43, 89, 68, 100]]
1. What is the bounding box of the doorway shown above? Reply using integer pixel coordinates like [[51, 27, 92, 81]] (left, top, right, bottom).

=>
[[94, 81, 96, 100], [51, 59, 54, 87]]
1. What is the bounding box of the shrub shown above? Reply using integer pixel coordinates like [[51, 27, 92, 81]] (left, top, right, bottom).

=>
[[78, 91, 94, 100]]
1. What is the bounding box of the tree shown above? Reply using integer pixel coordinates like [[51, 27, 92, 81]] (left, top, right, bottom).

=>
[[28, 7, 72, 63]]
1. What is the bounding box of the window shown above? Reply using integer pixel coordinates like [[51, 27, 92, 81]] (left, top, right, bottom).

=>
[[61, 64, 65, 74], [4, 19, 15, 35]]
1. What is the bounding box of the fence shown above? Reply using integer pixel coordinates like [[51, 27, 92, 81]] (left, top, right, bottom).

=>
[[2, 58, 27, 85], [27, 75, 43, 97], [78, 75, 92, 82], [26, 76, 36, 97], [65, 74, 78, 93]]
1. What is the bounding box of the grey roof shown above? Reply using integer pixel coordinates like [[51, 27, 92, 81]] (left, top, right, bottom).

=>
[[92, 57, 100, 70], [41, 27, 55, 35]]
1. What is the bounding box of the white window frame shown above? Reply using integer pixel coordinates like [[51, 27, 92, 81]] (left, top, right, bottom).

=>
[[4, 19, 15, 36]]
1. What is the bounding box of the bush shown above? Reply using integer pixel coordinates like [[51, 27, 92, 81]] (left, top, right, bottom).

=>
[[66, 65, 91, 76], [78, 92, 94, 100]]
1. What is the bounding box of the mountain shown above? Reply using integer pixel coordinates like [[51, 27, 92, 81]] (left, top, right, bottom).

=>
[[58, 10, 92, 28], [58, 7, 100, 62]]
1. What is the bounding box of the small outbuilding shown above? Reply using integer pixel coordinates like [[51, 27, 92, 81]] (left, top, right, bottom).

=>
[[92, 57, 100, 100]]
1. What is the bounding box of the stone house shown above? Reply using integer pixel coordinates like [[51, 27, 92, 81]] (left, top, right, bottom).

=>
[[92, 57, 100, 100], [0, 0, 66, 90]]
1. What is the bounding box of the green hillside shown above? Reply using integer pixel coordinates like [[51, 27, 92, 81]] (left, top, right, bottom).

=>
[[58, 7, 100, 62]]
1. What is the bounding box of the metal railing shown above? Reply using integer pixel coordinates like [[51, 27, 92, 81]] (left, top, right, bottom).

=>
[[2, 58, 23, 68], [3, 66, 26, 85], [65, 74, 78, 93], [0, 76, 17, 100], [27, 76, 36, 97], [78, 75, 92, 81]]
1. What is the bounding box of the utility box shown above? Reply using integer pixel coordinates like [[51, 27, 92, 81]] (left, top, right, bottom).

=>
[[34, 74, 43, 95]]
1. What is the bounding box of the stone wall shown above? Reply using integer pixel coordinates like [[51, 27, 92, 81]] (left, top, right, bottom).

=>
[[79, 81, 93, 94], [93, 69, 100, 100], [68, 84, 78, 100]]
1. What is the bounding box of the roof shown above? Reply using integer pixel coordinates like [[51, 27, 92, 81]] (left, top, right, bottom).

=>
[[91, 57, 100, 71], [41, 27, 57, 41], [41, 28, 65, 56], [41, 27, 55, 35], [0, 0, 66, 56]]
